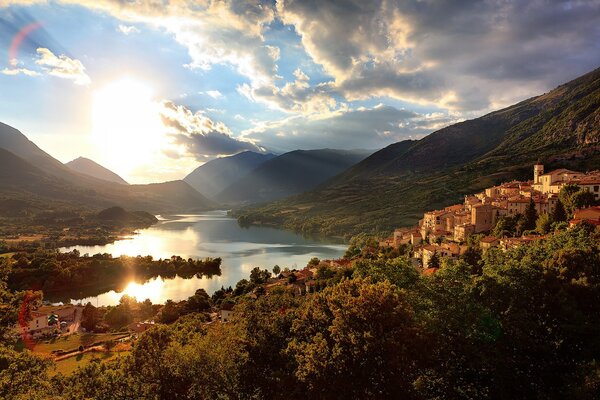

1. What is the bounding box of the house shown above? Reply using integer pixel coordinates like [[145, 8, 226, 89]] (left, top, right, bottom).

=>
[[480, 236, 499, 252], [37, 305, 77, 322], [421, 210, 454, 238], [499, 235, 546, 250], [128, 321, 155, 333], [569, 206, 600, 227], [220, 302, 235, 322], [454, 223, 475, 242], [574, 176, 600, 201], [532, 166, 583, 194], [417, 243, 465, 267], [471, 204, 504, 233], [305, 280, 317, 293], [18, 311, 51, 338], [16, 305, 79, 338], [464, 195, 482, 211]]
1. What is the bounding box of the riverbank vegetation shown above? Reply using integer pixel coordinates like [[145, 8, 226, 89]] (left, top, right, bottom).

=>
[[0, 206, 158, 252], [6, 250, 221, 297], [1, 224, 598, 399]]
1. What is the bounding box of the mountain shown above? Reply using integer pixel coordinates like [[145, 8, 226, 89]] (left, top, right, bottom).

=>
[[234, 67, 600, 237], [0, 122, 76, 181], [184, 151, 275, 199], [0, 123, 216, 214], [216, 149, 373, 205], [66, 157, 128, 185]]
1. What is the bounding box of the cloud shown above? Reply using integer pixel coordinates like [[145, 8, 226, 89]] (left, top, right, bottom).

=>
[[1, 66, 40, 76], [242, 104, 458, 152], [277, 0, 600, 112], [117, 24, 139, 35], [2, 0, 278, 86], [3, 0, 600, 139], [35, 47, 90, 85], [238, 68, 339, 114], [159, 100, 265, 160], [204, 90, 223, 99]]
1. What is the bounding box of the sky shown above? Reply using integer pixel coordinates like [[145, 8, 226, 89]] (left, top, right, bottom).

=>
[[0, 0, 599, 184]]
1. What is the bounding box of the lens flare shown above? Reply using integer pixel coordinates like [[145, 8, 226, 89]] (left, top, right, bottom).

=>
[[9, 22, 43, 67]]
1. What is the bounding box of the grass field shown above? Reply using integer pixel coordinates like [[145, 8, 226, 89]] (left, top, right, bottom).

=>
[[52, 349, 131, 376], [27, 333, 128, 355]]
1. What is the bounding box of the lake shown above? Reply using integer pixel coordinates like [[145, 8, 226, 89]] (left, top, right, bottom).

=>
[[59, 211, 347, 306]]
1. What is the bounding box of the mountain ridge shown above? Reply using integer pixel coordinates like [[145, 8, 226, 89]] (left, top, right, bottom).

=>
[[66, 156, 129, 185], [234, 66, 600, 237], [0, 124, 216, 214], [184, 151, 276, 199], [216, 148, 373, 206]]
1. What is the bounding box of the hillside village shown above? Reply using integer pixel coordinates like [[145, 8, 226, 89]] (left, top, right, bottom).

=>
[[381, 164, 600, 269]]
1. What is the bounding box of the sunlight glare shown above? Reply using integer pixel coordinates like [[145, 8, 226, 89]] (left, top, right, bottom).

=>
[[91, 78, 167, 178], [121, 278, 165, 303]]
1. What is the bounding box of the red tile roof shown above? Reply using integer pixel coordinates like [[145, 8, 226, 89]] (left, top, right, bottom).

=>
[[480, 236, 499, 243]]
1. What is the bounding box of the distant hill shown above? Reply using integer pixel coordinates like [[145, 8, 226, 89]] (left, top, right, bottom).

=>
[[0, 123, 216, 214], [184, 151, 275, 199], [216, 149, 373, 205], [234, 66, 600, 237], [66, 157, 128, 185], [94, 206, 157, 226]]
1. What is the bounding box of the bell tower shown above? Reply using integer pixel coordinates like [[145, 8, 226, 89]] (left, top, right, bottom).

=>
[[534, 164, 544, 184]]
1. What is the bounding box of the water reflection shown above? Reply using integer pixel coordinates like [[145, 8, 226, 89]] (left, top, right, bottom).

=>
[[60, 211, 347, 306]]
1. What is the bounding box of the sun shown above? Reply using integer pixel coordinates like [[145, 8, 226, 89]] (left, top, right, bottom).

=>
[[91, 78, 167, 177]]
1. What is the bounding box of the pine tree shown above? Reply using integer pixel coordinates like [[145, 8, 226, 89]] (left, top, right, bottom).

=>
[[428, 252, 440, 268], [522, 198, 538, 231], [551, 198, 567, 222]]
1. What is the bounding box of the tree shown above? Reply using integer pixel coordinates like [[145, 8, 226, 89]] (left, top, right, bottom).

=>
[[521, 198, 538, 232], [185, 289, 211, 313], [460, 246, 483, 273], [0, 347, 53, 399], [492, 215, 519, 237], [315, 264, 335, 280], [536, 213, 552, 234], [353, 257, 419, 288], [158, 300, 181, 324], [551, 198, 568, 223], [559, 183, 580, 213], [428, 252, 440, 268], [139, 299, 155, 320], [272, 265, 281, 276], [288, 279, 427, 398], [81, 302, 99, 331], [571, 190, 596, 210], [308, 257, 320, 267], [249, 267, 271, 285], [287, 273, 297, 284]]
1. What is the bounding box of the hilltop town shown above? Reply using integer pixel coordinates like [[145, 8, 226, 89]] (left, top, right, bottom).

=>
[[381, 164, 600, 269]]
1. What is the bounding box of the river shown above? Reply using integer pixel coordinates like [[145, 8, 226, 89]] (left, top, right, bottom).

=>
[[58, 211, 347, 306]]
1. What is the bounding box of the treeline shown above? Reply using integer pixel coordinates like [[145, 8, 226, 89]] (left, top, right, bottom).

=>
[[6, 250, 221, 294], [79, 288, 213, 332], [1, 224, 599, 399], [0, 206, 159, 251]]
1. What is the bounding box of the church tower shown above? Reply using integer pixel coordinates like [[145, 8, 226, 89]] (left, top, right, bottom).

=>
[[534, 164, 544, 184]]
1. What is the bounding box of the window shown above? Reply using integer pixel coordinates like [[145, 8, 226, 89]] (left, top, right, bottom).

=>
[[594, 185, 599, 192]]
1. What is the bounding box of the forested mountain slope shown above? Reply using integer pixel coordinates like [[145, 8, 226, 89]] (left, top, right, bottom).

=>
[[235, 67, 600, 237]]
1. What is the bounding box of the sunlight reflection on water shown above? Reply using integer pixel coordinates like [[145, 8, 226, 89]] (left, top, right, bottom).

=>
[[60, 211, 347, 306]]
